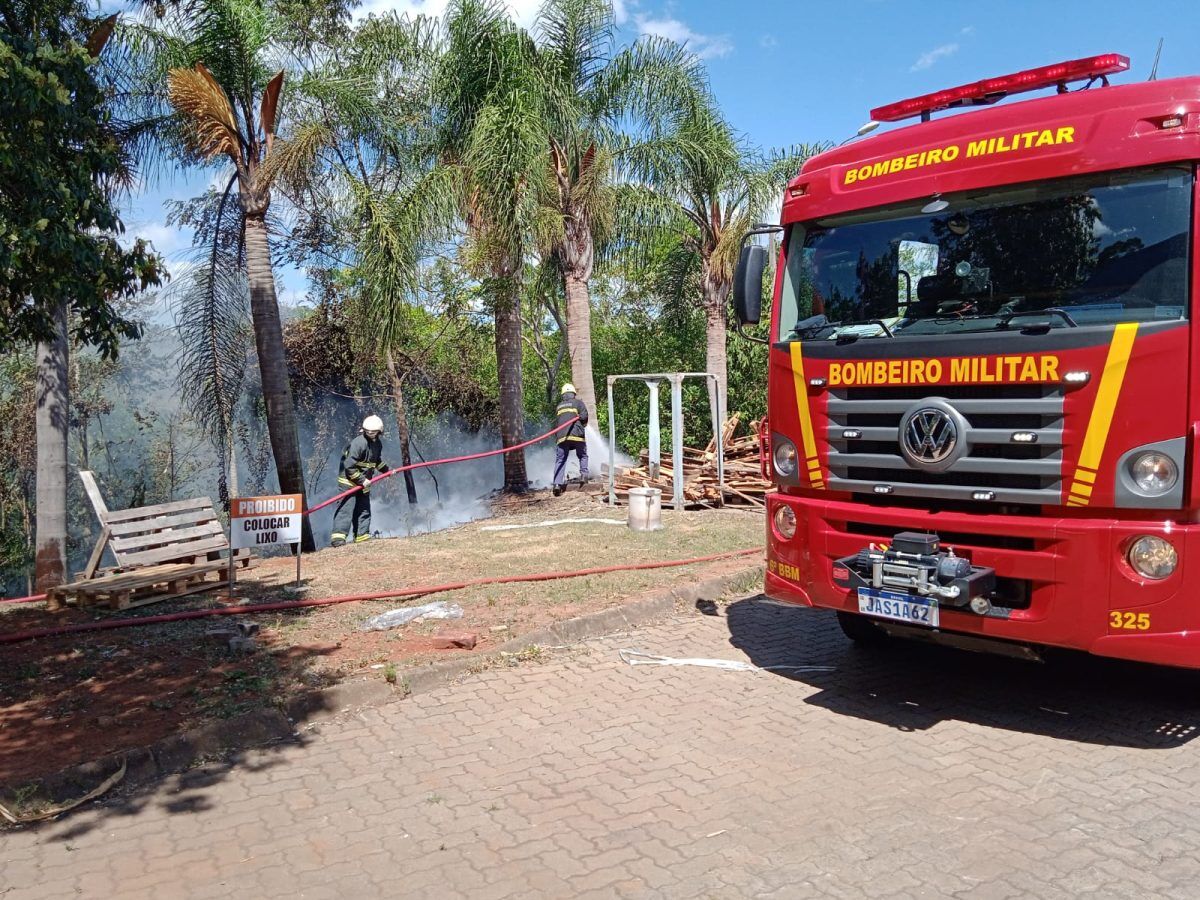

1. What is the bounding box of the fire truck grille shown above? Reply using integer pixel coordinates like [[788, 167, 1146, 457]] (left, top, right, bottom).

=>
[[824, 385, 1065, 505]]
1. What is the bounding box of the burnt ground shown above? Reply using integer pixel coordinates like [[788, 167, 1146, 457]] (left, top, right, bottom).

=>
[[0, 492, 761, 785]]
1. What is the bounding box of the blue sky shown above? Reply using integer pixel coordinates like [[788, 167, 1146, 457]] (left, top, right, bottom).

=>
[[115, 0, 1200, 307]]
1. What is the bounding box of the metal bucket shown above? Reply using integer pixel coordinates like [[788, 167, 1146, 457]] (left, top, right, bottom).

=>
[[627, 487, 663, 532]]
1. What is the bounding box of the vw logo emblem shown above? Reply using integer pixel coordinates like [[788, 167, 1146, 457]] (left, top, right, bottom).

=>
[[901, 406, 958, 467]]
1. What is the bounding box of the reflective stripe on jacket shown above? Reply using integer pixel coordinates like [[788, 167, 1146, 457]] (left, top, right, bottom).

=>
[[556, 394, 588, 444], [338, 433, 389, 487]]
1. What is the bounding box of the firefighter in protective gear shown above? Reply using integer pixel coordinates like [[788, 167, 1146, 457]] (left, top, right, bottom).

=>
[[552, 383, 589, 496], [331, 415, 390, 547]]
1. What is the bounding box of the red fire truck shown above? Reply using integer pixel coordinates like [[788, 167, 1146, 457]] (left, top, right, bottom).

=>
[[733, 54, 1200, 667]]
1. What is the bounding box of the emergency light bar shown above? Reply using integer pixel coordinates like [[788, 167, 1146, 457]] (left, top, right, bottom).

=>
[[871, 53, 1130, 123]]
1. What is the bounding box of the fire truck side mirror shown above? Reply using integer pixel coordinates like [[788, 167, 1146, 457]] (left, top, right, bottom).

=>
[[734, 244, 766, 325]]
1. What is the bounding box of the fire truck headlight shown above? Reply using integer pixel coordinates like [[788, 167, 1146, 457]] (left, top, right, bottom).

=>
[[773, 504, 797, 540], [773, 439, 798, 477], [1130, 452, 1178, 495], [1127, 535, 1177, 580]]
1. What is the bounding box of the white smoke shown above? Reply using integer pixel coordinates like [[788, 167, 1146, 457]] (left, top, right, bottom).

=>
[[303, 415, 632, 542]]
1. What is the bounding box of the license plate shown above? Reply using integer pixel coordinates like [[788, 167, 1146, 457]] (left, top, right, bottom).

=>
[[857, 588, 939, 628]]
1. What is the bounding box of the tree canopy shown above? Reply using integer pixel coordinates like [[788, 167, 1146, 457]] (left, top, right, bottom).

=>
[[0, 1, 162, 358]]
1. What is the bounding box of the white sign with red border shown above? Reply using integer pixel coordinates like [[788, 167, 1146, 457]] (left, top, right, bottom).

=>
[[230, 494, 303, 549]]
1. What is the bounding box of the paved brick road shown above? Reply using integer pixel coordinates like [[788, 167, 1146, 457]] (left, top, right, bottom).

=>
[[5, 597, 1200, 899]]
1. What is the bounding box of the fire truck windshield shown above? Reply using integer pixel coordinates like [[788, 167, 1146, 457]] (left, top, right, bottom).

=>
[[778, 165, 1192, 341]]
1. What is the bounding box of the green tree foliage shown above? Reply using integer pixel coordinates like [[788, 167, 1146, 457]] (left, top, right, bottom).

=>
[[0, 2, 162, 358], [0, 353, 36, 578], [621, 98, 822, 420]]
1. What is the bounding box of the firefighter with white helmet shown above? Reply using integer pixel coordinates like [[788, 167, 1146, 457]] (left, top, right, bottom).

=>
[[331, 415, 390, 547], [552, 383, 589, 496]]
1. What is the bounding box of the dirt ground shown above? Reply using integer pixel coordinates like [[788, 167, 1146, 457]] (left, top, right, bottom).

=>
[[0, 492, 762, 786]]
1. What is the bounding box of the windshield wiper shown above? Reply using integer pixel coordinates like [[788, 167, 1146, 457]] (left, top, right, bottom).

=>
[[790, 315, 895, 340], [996, 308, 1078, 329], [790, 314, 834, 338]]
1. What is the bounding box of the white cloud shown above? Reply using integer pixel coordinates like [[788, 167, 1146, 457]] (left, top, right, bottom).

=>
[[960, 25, 976, 36], [759, 34, 778, 50], [635, 14, 732, 59], [354, 0, 541, 28], [612, 0, 629, 25], [910, 42, 959, 72], [133, 222, 191, 257]]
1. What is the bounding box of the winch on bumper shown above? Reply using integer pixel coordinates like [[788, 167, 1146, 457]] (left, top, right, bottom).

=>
[[832, 532, 996, 611]]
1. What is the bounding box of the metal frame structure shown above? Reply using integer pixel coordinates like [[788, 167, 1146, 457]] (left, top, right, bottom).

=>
[[606, 373, 725, 509]]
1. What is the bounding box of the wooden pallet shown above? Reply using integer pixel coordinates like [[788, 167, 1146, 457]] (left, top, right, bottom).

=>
[[54, 551, 257, 611]]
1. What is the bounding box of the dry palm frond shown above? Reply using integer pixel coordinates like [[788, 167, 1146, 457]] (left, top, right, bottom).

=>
[[254, 120, 332, 194], [85, 13, 119, 58], [259, 70, 284, 153], [167, 63, 241, 166]]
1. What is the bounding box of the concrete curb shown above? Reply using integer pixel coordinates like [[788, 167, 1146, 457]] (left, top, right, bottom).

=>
[[1, 563, 762, 815]]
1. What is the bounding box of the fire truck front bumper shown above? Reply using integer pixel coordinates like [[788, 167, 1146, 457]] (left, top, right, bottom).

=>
[[765, 491, 1200, 669]]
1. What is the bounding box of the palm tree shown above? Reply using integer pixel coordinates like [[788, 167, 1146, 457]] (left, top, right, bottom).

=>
[[428, 0, 553, 492], [278, 11, 445, 506], [293, 0, 547, 494], [630, 104, 823, 420], [531, 0, 710, 418], [127, 0, 316, 548]]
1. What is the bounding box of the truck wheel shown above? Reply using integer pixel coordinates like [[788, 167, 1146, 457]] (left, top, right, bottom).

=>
[[836, 611, 889, 646]]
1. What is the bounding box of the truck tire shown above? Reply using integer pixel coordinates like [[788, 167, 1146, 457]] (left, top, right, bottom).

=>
[[836, 611, 889, 646]]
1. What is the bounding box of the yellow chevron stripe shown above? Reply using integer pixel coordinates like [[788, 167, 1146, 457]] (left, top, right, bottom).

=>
[[789, 343, 823, 489], [1078, 324, 1138, 470], [1065, 323, 1138, 506]]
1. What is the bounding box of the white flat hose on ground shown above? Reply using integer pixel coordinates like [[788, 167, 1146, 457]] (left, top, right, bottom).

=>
[[618, 649, 835, 674], [481, 518, 625, 532]]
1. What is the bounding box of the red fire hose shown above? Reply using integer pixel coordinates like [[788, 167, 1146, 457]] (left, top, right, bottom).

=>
[[306, 417, 580, 514], [1, 418, 581, 607], [1, 593, 45, 605], [0, 548, 762, 645]]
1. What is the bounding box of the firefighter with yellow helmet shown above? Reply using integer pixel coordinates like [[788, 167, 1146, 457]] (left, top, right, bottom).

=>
[[552, 383, 589, 496], [331, 415, 390, 547]]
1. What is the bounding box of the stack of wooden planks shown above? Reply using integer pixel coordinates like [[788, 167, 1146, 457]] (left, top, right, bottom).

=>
[[611, 413, 772, 507]]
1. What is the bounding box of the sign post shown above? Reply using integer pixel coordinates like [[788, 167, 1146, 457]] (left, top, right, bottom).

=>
[[230, 494, 305, 597]]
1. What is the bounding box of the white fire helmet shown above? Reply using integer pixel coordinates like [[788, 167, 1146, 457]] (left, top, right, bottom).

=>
[[561, 383, 576, 395], [362, 415, 384, 434]]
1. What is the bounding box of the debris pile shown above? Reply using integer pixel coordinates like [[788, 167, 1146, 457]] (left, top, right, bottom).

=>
[[611, 414, 772, 507]]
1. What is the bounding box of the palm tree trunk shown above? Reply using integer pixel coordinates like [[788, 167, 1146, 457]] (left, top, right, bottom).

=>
[[701, 266, 729, 429], [493, 278, 528, 493], [561, 216, 597, 419], [243, 213, 315, 551], [563, 272, 597, 416], [385, 348, 418, 505], [34, 301, 69, 591], [226, 427, 239, 498]]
